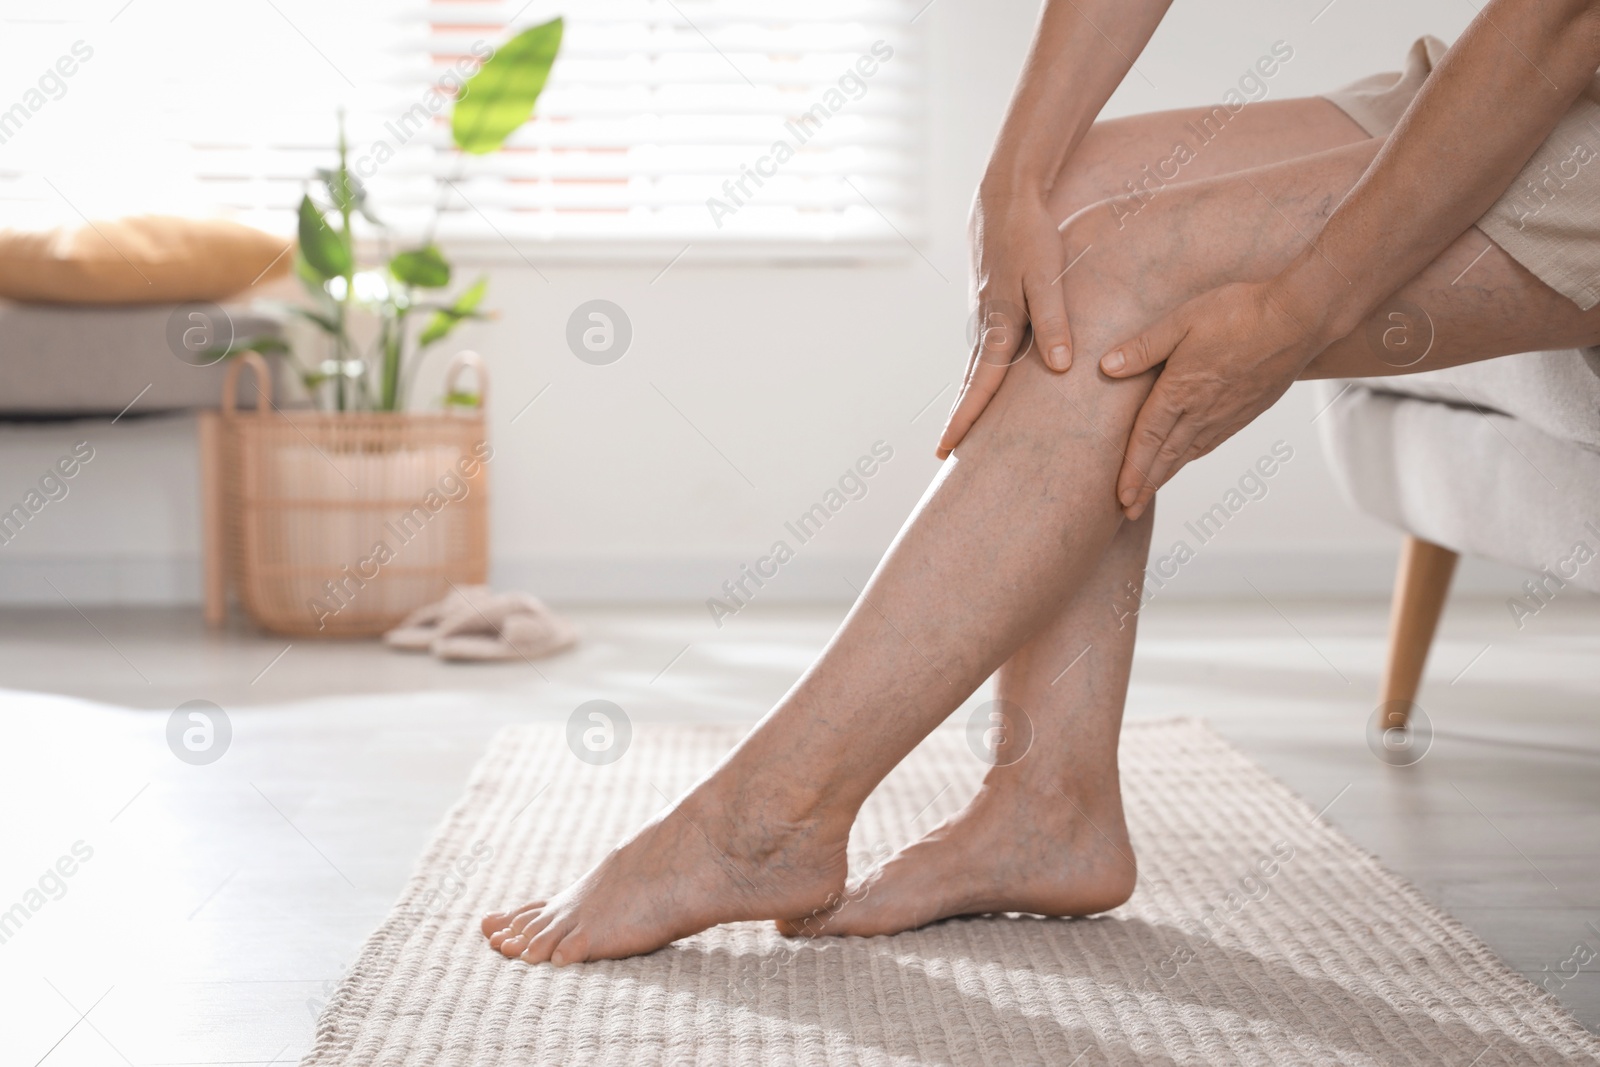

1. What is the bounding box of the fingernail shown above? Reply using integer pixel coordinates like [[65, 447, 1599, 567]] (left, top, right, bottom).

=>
[[1049, 345, 1070, 370], [1102, 350, 1125, 373], [1119, 487, 1136, 506]]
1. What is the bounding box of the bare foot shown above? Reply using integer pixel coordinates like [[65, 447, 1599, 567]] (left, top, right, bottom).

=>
[[786, 781, 1136, 938], [481, 777, 849, 965]]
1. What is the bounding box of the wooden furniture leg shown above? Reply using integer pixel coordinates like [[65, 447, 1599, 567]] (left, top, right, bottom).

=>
[[199, 411, 226, 627], [1379, 535, 1459, 730]]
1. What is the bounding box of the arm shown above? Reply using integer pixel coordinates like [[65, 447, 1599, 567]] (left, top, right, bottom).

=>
[[1102, 0, 1600, 518], [938, 0, 1174, 460], [1278, 0, 1600, 341]]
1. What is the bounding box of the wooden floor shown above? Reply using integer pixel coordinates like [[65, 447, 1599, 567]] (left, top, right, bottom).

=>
[[1, 596, 1597, 1065]]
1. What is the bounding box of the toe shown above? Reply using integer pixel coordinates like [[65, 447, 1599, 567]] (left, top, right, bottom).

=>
[[500, 910, 557, 958], [489, 905, 546, 950], [482, 901, 543, 939], [549, 928, 590, 967], [519, 915, 573, 964]]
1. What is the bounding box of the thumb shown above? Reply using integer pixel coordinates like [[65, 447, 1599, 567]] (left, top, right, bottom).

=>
[[1100, 311, 1188, 378]]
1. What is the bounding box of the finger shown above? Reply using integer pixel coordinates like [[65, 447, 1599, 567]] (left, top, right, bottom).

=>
[[1185, 423, 1232, 464], [1129, 442, 1204, 521], [951, 347, 981, 414], [937, 340, 982, 457], [1102, 311, 1188, 378], [1117, 382, 1185, 509], [939, 292, 1026, 456], [938, 357, 1009, 458], [973, 296, 1029, 372], [1127, 413, 1205, 521], [936, 329, 985, 458], [1023, 272, 1072, 372]]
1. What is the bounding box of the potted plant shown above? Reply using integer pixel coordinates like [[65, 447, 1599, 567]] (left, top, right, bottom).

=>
[[203, 19, 563, 637]]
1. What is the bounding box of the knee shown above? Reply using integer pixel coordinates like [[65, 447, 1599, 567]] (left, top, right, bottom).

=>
[[1054, 181, 1239, 362], [1057, 195, 1139, 268], [1050, 202, 1165, 359]]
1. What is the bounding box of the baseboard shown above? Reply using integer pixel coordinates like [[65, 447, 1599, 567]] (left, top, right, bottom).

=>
[[0, 554, 202, 605], [492, 549, 1540, 605], [0, 548, 1542, 607]]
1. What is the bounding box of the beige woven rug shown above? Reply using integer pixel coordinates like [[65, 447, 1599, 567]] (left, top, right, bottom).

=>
[[304, 720, 1599, 1066]]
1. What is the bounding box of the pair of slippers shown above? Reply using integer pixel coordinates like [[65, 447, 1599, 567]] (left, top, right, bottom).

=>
[[384, 585, 577, 662]]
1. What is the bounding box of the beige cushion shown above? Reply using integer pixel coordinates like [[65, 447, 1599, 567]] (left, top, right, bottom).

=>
[[0, 216, 292, 305]]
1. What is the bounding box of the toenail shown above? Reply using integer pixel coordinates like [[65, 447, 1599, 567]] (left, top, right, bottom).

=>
[[550, 950, 566, 966]]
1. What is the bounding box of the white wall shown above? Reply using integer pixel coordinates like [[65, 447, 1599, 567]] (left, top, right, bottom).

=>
[[7, 0, 1531, 607]]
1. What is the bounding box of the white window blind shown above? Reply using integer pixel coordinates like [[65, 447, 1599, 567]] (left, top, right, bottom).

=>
[[0, 0, 923, 252]]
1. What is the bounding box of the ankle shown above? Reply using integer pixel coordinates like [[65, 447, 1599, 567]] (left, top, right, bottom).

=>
[[706, 742, 860, 830], [980, 772, 1126, 830], [687, 765, 850, 847]]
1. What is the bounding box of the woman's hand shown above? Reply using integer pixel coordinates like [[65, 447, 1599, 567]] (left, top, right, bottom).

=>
[[937, 187, 1074, 460], [1098, 280, 1326, 519], [931, 0, 1181, 460]]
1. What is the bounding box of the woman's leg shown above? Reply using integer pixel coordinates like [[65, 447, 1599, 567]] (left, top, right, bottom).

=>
[[806, 119, 1600, 939], [796, 97, 1370, 936], [806, 98, 1375, 936], [812, 508, 1155, 936], [485, 113, 1600, 967]]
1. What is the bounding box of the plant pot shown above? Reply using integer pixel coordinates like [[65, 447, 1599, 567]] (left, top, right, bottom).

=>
[[205, 350, 490, 637]]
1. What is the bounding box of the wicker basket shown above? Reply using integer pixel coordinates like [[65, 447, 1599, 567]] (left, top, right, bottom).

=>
[[200, 351, 490, 637]]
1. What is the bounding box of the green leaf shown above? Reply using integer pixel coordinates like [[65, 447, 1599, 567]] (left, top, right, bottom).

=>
[[443, 390, 482, 408], [390, 245, 452, 288], [417, 276, 490, 347], [451, 18, 563, 155], [202, 336, 290, 362], [316, 166, 367, 217], [451, 276, 489, 314], [293, 250, 326, 297], [418, 310, 463, 348], [297, 195, 352, 279]]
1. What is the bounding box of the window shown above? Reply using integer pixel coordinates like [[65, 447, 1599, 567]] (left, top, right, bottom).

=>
[[0, 0, 924, 254]]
